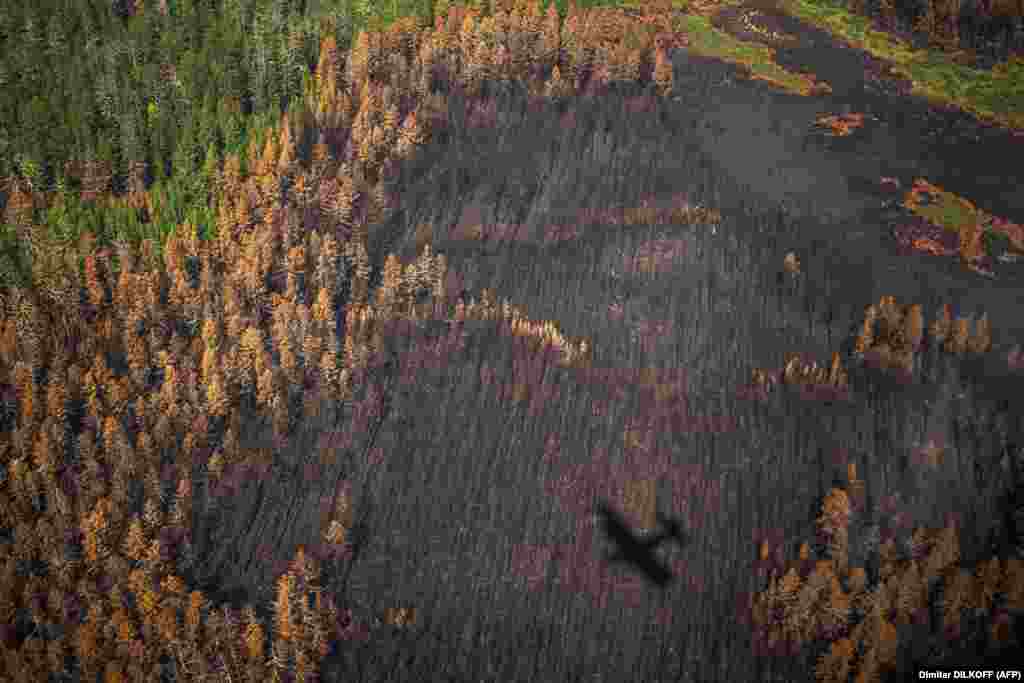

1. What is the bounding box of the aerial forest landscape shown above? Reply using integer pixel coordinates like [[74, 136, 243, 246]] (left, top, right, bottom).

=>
[[2, 0, 1024, 680]]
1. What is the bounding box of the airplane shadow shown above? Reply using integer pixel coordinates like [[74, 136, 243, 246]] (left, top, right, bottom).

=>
[[594, 499, 692, 589]]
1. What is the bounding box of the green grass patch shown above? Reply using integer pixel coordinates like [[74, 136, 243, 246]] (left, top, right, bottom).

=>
[[679, 13, 829, 95], [779, 0, 1024, 130]]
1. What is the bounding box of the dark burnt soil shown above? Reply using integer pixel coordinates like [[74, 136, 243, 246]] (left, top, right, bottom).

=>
[[679, 0, 1024, 363]]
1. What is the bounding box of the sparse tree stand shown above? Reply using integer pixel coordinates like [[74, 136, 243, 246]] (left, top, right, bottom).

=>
[[653, 41, 675, 96], [913, 0, 963, 50]]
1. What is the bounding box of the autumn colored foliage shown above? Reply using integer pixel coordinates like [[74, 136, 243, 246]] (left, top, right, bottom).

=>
[[1, 1, 1020, 681]]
